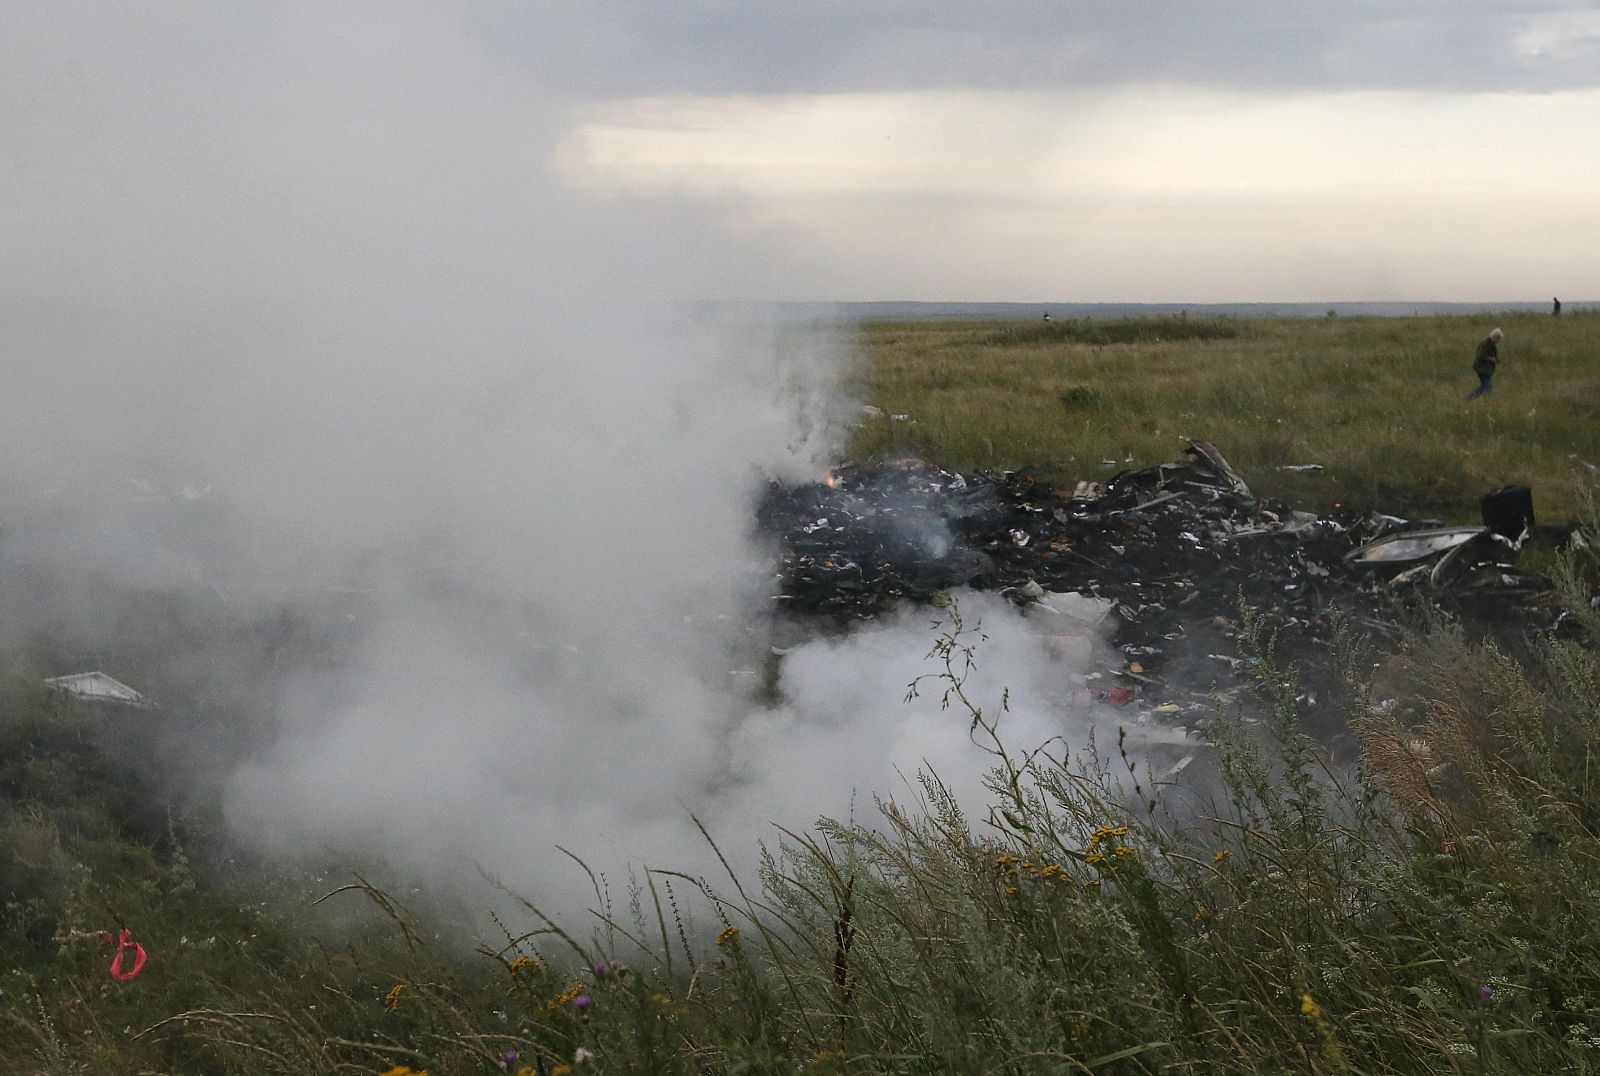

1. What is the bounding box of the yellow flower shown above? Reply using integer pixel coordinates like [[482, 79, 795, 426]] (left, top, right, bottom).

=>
[[546, 982, 588, 1011], [509, 955, 537, 975], [379, 1067, 426, 1076], [1300, 993, 1322, 1019], [1086, 825, 1130, 852], [1114, 846, 1135, 859], [1213, 850, 1232, 864], [1084, 851, 1105, 865], [383, 984, 406, 1011], [1038, 863, 1062, 878], [715, 926, 740, 948], [1069, 1018, 1092, 1041], [1005, 885, 1018, 896], [993, 854, 1020, 867], [517, 1068, 537, 1076], [552, 1066, 575, 1076]]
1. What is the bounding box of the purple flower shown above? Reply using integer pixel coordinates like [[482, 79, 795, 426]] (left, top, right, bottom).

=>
[[501, 1050, 519, 1068], [573, 993, 593, 1011], [1479, 985, 1495, 999], [594, 962, 609, 976]]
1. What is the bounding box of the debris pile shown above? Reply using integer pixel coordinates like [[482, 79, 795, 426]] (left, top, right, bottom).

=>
[[760, 441, 1561, 719]]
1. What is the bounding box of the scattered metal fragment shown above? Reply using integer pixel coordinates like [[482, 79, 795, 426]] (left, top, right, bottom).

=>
[[1346, 527, 1486, 565], [44, 671, 154, 709]]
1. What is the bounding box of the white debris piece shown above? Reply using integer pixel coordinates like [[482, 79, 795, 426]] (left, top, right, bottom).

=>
[[43, 671, 153, 708], [1033, 590, 1113, 627]]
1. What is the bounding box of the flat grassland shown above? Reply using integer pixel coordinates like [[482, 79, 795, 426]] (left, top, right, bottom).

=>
[[848, 311, 1600, 520]]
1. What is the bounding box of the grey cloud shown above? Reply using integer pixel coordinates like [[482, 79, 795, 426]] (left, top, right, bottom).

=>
[[471, 1, 1600, 99]]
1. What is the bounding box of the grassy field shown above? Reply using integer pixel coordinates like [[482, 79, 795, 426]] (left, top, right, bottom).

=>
[[848, 312, 1600, 521], [5, 312, 1600, 1073]]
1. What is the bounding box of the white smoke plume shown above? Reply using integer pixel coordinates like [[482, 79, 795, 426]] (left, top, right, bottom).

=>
[[1, 5, 1138, 929]]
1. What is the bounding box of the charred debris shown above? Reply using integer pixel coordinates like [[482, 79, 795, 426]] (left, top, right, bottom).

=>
[[759, 441, 1569, 728]]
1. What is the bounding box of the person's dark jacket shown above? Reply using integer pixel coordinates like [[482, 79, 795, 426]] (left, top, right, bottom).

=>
[[1473, 336, 1499, 376]]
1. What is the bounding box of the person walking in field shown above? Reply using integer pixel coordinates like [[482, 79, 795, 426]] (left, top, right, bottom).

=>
[[1465, 327, 1504, 400]]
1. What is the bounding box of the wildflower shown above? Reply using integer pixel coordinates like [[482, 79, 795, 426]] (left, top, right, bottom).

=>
[[1114, 846, 1135, 859], [509, 955, 537, 975], [551, 1067, 574, 1076], [547, 982, 588, 1011], [993, 854, 1019, 867], [573, 993, 593, 1013], [1300, 993, 1322, 1019], [1038, 863, 1062, 878], [1004, 886, 1018, 896], [574, 1046, 595, 1063], [379, 1068, 427, 1076], [715, 926, 740, 948], [1212, 850, 1232, 864], [1086, 825, 1129, 850], [1193, 905, 1210, 922], [517, 1068, 537, 1076], [383, 984, 406, 1011], [1479, 985, 1495, 1000], [593, 961, 609, 977], [500, 1051, 518, 1068], [1084, 851, 1105, 865]]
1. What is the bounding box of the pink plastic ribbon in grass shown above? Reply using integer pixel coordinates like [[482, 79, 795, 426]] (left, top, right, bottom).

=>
[[109, 929, 148, 982]]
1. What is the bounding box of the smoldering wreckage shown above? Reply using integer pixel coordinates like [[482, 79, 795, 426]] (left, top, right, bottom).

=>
[[44, 440, 1582, 784], [759, 440, 1579, 765]]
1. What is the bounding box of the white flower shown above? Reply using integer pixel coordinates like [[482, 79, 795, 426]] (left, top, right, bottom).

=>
[[574, 1047, 596, 1063]]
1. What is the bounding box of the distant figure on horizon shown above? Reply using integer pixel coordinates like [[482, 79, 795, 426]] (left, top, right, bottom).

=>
[[1042, 311, 1051, 321], [1466, 327, 1504, 400], [1554, 296, 1562, 316]]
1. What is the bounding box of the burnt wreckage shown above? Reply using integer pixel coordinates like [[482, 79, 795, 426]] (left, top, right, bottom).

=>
[[759, 441, 1564, 724]]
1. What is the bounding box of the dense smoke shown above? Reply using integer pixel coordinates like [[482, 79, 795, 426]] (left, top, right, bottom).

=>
[[1, 5, 1130, 926]]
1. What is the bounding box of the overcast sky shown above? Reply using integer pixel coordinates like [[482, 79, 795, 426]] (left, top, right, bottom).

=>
[[6, 2, 1599, 302]]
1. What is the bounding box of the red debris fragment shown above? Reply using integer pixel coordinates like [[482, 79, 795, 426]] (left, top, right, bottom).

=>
[[110, 929, 147, 982]]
